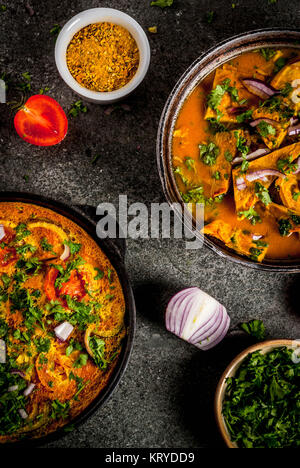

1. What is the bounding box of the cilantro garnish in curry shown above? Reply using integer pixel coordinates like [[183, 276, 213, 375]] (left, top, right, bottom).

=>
[[172, 48, 300, 261], [0, 202, 126, 443], [222, 347, 300, 448]]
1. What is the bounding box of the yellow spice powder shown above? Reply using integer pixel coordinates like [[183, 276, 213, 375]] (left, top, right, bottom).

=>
[[66, 22, 140, 92]]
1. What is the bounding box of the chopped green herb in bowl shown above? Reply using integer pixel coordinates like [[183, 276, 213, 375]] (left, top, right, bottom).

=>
[[215, 340, 300, 448]]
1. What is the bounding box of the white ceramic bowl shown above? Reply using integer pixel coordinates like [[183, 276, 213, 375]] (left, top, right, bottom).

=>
[[55, 8, 151, 104]]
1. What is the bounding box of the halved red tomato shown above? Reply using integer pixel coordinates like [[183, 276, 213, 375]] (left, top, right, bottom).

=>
[[14, 95, 68, 146], [45, 267, 86, 304], [0, 247, 17, 267]]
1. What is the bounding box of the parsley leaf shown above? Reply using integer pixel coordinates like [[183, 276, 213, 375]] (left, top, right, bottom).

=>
[[150, 0, 173, 7], [207, 79, 231, 111], [278, 218, 292, 237], [89, 336, 108, 370], [34, 337, 51, 353], [277, 156, 297, 175], [64, 241, 81, 255], [257, 120, 276, 137], [94, 268, 104, 280], [184, 157, 195, 171], [15, 223, 31, 242], [239, 319, 266, 340], [73, 353, 88, 369], [259, 48, 276, 61], [238, 208, 261, 225], [236, 109, 253, 123], [51, 400, 70, 420], [199, 142, 219, 166], [255, 182, 272, 206], [41, 238, 56, 256], [69, 100, 87, 117], [205, 11, 215, 23]]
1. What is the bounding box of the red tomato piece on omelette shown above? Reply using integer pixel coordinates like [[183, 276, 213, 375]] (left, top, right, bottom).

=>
[[59, 270, 86, 301], [45, 267, 86, 304], [14, 95, 68, 146]]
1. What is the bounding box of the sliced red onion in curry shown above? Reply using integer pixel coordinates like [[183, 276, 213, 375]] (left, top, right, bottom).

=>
[[250, 118, 278, 128], [288, 124, 300, 136], [236, 176, 247, 191], [232, 148, 271, 166], [242, 78, 279, 100], [245, 169, 286, 183]]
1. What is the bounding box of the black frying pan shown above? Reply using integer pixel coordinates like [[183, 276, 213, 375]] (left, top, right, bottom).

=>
[[0, 191, 136, 447]]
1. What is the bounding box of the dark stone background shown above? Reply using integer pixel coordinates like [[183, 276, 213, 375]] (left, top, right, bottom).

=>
[[0, 0, 299, 448]]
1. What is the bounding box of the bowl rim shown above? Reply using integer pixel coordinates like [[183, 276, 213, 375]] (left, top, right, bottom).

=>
[[156, 28, 300, 272], [214, 338, 300, 448], [55, 7, 151, 102]]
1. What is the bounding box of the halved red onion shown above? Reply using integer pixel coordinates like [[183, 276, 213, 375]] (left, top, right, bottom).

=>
[[60, 244, 70, 261], [24, 383, 35, 397], [165, 288, 230, 351], [232, 148, 271, 166], [166, 288, 189, 334], [250, 118, 277, 128], [18, 409, 28, 420], [8, 385, 18, 392], [236, 176, 247, 191], [54, 321, 74, 342], [0, 339, 6, 364], [246, 169, 285, 182], [0, 225, 5, 241], [166, 288, 202, 337], [197, 314, 230, 351], [242, 79, 278, 100], [188, 304, 224, 345], [193, 307, 228, 349], [288, 124, 300, 137], [242, 78, 279, 99], [10, 369, 26, 379]]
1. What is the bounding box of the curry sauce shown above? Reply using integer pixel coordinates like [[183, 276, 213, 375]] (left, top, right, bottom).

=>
[[0, 202, 126, 443], [172, 48, 300, 261]]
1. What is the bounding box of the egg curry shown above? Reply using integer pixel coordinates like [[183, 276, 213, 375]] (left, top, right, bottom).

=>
[[172, 48, 300, 262], [0, 202, 126, 443]]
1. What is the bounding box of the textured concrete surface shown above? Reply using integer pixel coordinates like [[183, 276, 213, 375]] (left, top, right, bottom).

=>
[[0, 0, 300, 448]]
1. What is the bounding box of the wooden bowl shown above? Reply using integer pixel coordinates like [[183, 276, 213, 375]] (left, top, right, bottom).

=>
[[214, 339, 300, 448]]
